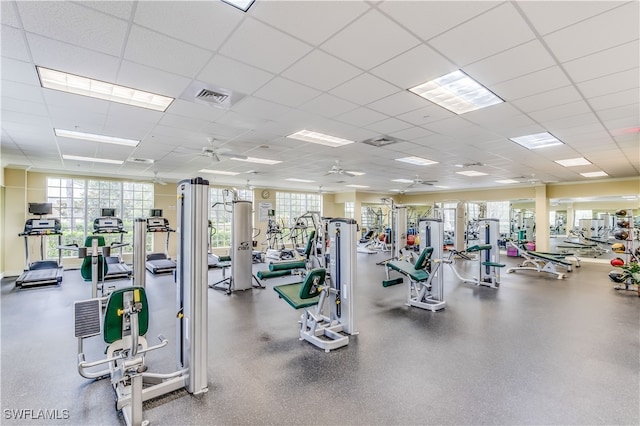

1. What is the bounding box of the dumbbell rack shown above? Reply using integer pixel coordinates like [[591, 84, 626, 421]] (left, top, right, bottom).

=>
[[611, 210, 638, 294]]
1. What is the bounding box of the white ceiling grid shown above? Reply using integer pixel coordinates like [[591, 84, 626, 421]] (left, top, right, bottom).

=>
[[0, 0, 638, 193]]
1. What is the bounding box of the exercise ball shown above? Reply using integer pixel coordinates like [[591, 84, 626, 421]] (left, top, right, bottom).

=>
[[611, 243, 625, 253], [615, 209, 627, 217], [610, 257, 625, 267], [407, 235, 416, 246], [608, 271, 625, 283], [614, 230, 629, 241]]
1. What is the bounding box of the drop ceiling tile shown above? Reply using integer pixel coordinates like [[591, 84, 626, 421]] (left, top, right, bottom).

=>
[[543, 2, 638, 63], [321, 9, 420, 70], [334, 107, 388, 127], [80, 1, 134, 20], [251, 0, 370, 45], [365, 118, 413, 135], [1, 25, 30, 62], [299, 94, 358, 118], [562, 40, 639, 83], [219, 17, 312, 74], [578, 68, 639, 99], [589, 88, 639, 112], [379, 1, 501, 41], [597, 104, 640, 122], [134, 1, 240, 51], [1, 98, 46, 117], [511, 85, 582, 113], [282, 49, 362, 92], [464, 40, 556, 86], [462, 102, 522, 126], [158, 113, 211, 133], [117, 61, 191, 99], [198, 55, 275, 96], [231, 97, 291, 121], [541, 112, 601, 133], [18, 1, 128, 56], [367, 91, 429, 116], [492, 66, 571, 101], [43, 90, 110, 116], [125, 25, 212, 78], [329, 73, 400, 106], [253, 77, 321, 108], [1, 1, 19, 27], [429, 3, 535, 66], [1, 58, 40, 86], [166, 99, 227, 122], [27, 33, 121, 83], [389, 126, 435, 142], [2, 80, 44, 104], [530, 100, 593, 126], [396, 104, 456, 126]]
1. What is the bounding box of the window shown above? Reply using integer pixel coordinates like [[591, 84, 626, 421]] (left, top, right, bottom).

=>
[[46, 177, 154, 257], [486, 201, 510, 235], [344, 202, 354, 219], [209, 188, 254, 248], [275, 192, 321, 229]]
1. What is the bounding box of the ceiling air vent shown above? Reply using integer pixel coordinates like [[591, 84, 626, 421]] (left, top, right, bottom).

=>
[[128, 157, 154, 164], [361, 136, 400, 147], [195, 89, 229, 104]]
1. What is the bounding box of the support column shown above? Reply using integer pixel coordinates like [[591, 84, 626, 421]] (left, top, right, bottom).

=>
[[534, 185, 550, 251]]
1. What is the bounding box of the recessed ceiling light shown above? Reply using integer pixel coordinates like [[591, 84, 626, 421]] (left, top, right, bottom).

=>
[[510, 132, 563, 150], [434, 185, 450, 189], [221, 0, 255, 12], [199, 169, 240, 176], [37, 66, 174, 112], [287, 130, 354, 148], [345, 184, 369, 188], [554, 157, 592, 167], [346, 171, 365, 176], [62, 154, 123, 165], [285, 178, 315, 183], [496, 179, 519, 184], [408, 69, 503, 114], [391, 179, 414, 183], [580, 171, 608, 178], [55, 128, 139, 147], [395, 156, 438, 166], [456, 170, 488, 177], [229, 156, 281, 165]]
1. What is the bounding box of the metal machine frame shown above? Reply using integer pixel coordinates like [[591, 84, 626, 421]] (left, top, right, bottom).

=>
[[16, 214, 64, 288]]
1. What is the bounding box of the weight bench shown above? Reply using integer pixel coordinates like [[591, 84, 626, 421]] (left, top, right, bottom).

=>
[[274, 268, 349, 352], [383, 247, 445, 312], [506, 242, 573, 279]]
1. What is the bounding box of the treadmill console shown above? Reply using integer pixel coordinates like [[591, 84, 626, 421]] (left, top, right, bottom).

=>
[[21, 218, 62, 235], [93, 217, 125, 233], [147, 217, 173, 232]]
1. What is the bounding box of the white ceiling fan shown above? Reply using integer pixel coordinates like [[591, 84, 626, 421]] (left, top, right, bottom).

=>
[[325, 160, 358, 177], [152, 171, 167, 186], [407, 175, 437, 188], [200, 137, 247, 163]]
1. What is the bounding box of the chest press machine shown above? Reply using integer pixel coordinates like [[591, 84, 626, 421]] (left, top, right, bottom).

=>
[[273, 218, 358, 352], [74, 178, 209, 426]]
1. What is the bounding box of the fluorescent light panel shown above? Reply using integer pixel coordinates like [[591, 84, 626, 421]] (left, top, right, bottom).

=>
[[456, 170, 487, 177], [496, 179, 519, 184], [287, 130, 354, 148], [345, 184, 369, 188], [554, 157, 592, 167], [285, 178, 315, 183], [199, 169, 240, 176], [395, 156, 438, 166], [580, 171, 608, 177], [55, 128, 139, 147], [346, 171, 365, 176], [63, 155, 123, 165], [229, 156, 281, 165], [510, 132, 563, 150], [221, 0, 255, 12], [409, 70, 503, 114], [434, 185, 450, 189], [622, 195, 637, 199], [391, 179, 414, 183], [37, 67, 174, 112]]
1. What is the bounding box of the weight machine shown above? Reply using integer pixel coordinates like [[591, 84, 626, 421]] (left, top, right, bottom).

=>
[[73, 177, 210, 426]]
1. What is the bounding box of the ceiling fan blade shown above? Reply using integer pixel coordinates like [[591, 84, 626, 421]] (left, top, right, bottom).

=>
[[212, 153, 221, 162], [344, 171, 357, 177]]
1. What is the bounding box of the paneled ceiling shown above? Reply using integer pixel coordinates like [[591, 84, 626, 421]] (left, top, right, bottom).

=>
[[1, 0, 638, 193]]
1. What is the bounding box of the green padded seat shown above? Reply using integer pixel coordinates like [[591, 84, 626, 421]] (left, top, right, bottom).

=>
[[482, 261, 506, 268], [274, 268, 325, 309], [103, 287, 149, 344], [80, 236, 108, 281], [386, 247, 433, 282]]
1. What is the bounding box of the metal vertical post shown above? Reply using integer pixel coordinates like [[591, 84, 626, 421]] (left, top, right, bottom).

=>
[[133, 218, 147, 288]]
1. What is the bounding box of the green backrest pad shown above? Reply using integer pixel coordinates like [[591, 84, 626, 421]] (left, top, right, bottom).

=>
[[304, 230, 316, 257], [299, 268, 326, 299], [414, 247, 434, 270], [466, 244, 492, 253], [80, 236, 108, 281], [103, 286, 149, 344]]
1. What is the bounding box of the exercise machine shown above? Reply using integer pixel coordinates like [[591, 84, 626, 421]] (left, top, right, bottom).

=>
[[506, 240, 576, 279], [209, 189, 263, 293], [92, 208, 132, 279], [145, 209, 176, 274], [73, 177, 209, 426], [16, 202, 64, 288], [274, 218, 358, 352]]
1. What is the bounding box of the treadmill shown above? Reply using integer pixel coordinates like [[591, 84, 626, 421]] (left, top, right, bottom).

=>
[[145, 209, 177, 274], [92, 208, 133, 279], [16, 203, 64, 288]]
